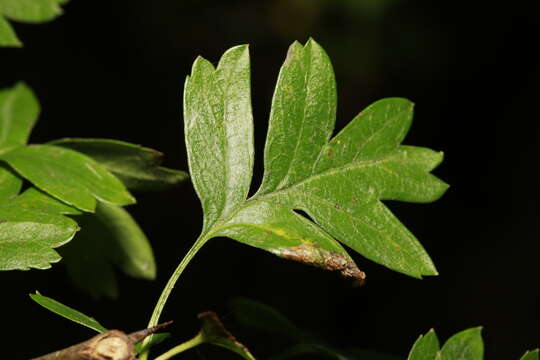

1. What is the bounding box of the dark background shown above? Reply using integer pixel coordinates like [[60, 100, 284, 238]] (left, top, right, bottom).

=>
[[1, 1, 539, 359]]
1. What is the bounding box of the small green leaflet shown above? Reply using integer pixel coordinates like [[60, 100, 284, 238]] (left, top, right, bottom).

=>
[[198, 311, 256, 360], [0, 0, 68, 47], [184, 39, 448, 280], [50, 138, 189, 191], [0, 144, 136, 212], [61, 201, 156, 299], [30, 292, 107, 333], [0, 200, 78, 270], [407, 330, 440, 360]]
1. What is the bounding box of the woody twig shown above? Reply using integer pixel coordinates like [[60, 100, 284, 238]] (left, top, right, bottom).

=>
[[31, 321, 173, 360]]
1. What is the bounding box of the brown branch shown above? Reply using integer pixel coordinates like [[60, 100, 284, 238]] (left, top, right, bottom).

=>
[[31, 321, 173, 360]]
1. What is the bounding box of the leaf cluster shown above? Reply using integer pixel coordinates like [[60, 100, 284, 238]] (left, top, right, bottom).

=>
[[0, 83, 188, 297]]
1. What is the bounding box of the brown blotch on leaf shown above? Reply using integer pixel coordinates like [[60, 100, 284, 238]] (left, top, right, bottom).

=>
[[276, 243, 366, 284]]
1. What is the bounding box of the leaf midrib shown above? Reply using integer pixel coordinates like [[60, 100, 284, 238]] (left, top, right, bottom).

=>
[[204, 152, 397, 239]]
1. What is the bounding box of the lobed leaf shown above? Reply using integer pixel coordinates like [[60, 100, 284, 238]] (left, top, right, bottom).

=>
[[0, 144, 136, 212], [29, 292, 107, 333], [50, 138, 188, 191], [184, 39, 447, 280], [0, 201, 78, 270]]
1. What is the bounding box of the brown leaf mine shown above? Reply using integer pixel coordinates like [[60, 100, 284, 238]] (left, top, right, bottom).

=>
[[274, 243, 366, 284]]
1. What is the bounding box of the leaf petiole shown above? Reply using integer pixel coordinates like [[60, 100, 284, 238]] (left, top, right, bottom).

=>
[[153, 333, 204, 360], [140, 234, 209, 360]]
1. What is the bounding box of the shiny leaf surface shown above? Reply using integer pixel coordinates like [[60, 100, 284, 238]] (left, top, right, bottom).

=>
[[184, 39, 447, 280]]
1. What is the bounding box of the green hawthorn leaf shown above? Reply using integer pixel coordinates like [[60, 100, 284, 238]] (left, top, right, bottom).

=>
[[12, 187, 82, 215], [0, 15, 20, 46], [198, 311, 256, 360], [0, 164, 21, 201], [439, 327, 483, 360], [184, 39, 447, 281], [0, 0, 67, 47], [184, 45, 254, 231], [407, 330, 440, 360], [50, 138, 188, 191], [95, 201, 156, 279], [0, 82, 39, 152], [0, 202, 78, 270], [0, 144, 136, 212], [29, 292, 107, 333], [0, 0, 64, 22], [521, 350, 539, 360], [60, 201, 155, 299]]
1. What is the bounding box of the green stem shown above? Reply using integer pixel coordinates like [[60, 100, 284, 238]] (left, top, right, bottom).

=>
[[153, 333, 204, 360], [139, 234, 208, 360]]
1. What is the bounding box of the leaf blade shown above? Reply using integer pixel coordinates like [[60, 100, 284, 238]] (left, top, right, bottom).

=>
[[50, 138, 188, 191], [183, 45, 254, 230], [29, 292, 107, 333], [521, 350, 539, 360], [216, 200, 364, 280], [0, 203, 78, 270], [0, 82, 39, 151], [258, 39, 336, 195], [439, 327, 483, 360], [60, 202, 155, 299], [0, 0, 63, 23], [0, 144, 136, 212], [407, 330, 440, 360], [0, 163, 22, 201], [0, 15, 20, 46]]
